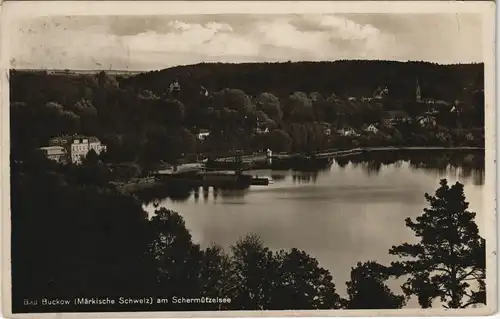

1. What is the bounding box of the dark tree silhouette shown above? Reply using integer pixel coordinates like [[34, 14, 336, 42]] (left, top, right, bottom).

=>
[[155, 98, 186, 125], [213, 88, 255, 114], [227, 234, 343, 310], [273, 248, 342, 310], [11, 154, 153, 311], [389, 179, 486, 308], [255, 92, 283, 122], [199, 244, 237, 310], [284, 91, 314, 122], [345, 261, 406, 309], [266, 129, 292, 152], [148, 208, 204, 303], [118, 61, 483, 102], [229, 234, 278, 310]]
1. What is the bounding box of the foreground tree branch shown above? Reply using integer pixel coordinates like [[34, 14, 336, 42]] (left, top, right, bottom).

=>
[[388, 179, 486, 308]]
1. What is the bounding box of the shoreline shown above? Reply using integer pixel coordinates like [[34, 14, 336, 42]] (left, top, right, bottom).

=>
[[118, 147, 484, 193], [213, 146, 484, 163], [360, 146, 484, 151]]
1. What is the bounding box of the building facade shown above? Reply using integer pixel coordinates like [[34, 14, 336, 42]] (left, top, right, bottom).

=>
[[197, 129, 211, 141], [38, 146, 68, 163], [381, 111, 411, 127], [337, 127, 360, 137], [46, 135, 107, 164], [70, 136, 107, 164], [418, 116, 437, 128], [365, 124, 379, 134], [416, 79, 422, 102]]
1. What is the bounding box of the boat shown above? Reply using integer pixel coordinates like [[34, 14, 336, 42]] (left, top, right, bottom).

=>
[[251, 176, 270, 186], [205, 159, 253, 171], [158, 170, 253, 189]]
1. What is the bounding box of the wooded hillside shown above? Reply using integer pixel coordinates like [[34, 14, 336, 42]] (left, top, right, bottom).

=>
[[120, 60, 484, 100]]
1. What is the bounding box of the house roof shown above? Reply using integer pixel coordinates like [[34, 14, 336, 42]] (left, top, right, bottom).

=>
[[338, 127, 355, 131], [40, 146, 66, 151], [50, 135, 101, 143], [39, 146, 67, 155], [49, 136, 70, 142]]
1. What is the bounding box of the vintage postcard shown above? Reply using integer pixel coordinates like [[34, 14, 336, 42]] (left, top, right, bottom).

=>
[[0, 1, 496, 318]]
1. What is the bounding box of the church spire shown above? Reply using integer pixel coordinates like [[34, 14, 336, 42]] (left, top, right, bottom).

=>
[[416, 78, 421, 102]]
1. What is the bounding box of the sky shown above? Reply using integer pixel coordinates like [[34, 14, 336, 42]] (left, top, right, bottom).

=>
[[8, 13, 484, 71]]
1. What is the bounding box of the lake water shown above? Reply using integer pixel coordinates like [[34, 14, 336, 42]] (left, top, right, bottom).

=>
[[143, 151, 485, 307]]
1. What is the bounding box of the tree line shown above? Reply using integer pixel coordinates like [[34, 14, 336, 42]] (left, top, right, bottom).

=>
[[119, 61, 483, 101], [11, 151, 486, 312], [10, 61, 484, 172]]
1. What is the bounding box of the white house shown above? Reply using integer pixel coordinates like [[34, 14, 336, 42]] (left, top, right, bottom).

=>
[[43, 135, 106, 165], [337, 127, 360, 137], [197, 129, 211, 141], [254, 127, 269, 135], [39, 146, 67, 163], [70, 138, 88, 164], [382, 111, 411, 127], [48, 136, 70, 147], [365, 124, 379, 134], [418, 116, 437, 128], [169, 80, 181, 93], [373, 86, 389, 100], [200, 86, 209, 97], [70, 136, 107, 164]]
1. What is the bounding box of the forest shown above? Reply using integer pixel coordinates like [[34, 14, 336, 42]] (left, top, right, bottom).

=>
[[118, 60, 483, 100], [10, 61, 485, 172]]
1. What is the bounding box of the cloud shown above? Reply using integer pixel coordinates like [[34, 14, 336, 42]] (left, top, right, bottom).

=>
[[205, 22, 233, 32], [252, 16, 394, 60], [9, 14, 482, 70]]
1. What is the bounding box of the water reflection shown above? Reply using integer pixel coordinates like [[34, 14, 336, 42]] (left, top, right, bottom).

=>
[[291, 170, 327, 184], [336, 150, 485, 183], [363, 161, 382, 176], [137, 184, 251, 205], [271, 174, 287, 182], [138, 151, 484, 205], [142, 150, 485, 307]]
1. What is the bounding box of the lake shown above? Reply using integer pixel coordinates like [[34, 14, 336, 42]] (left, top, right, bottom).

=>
[[142, 150, 485, 306]]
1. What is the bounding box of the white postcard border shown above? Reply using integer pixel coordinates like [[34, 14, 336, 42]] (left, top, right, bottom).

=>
[[0, 1, 497, 318]]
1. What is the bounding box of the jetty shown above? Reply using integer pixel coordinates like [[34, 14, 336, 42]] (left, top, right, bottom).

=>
[[153, 164, 273, 189]]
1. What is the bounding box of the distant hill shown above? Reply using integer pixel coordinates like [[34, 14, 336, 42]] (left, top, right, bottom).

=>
[[10, 61, 484, 106], [15, 69, 143, 76], [120, 60, 484, 101]]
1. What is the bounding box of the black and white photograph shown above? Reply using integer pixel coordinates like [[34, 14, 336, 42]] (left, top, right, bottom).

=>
[[1, 1, 496, 317]]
